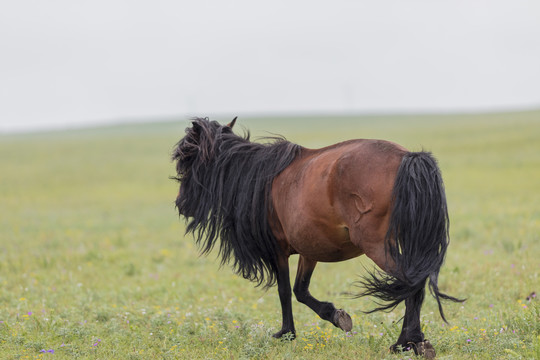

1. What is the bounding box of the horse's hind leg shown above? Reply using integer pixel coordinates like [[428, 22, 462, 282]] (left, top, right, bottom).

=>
[[293, 256, 352, 332], [391, 288, 435, 359], [365, 246, 434, 357]]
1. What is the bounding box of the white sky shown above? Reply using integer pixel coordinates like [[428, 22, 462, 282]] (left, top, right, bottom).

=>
[[1, 0, 539, 131]]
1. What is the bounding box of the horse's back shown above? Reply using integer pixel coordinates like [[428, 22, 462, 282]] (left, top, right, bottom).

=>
[[271, 139, 406, 262]]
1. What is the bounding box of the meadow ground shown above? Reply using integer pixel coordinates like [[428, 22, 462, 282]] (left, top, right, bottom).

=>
[[0, 111, 538, 359]]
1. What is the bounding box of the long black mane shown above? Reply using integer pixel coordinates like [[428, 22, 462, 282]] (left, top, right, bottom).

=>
[[171, 118, 301, 287]]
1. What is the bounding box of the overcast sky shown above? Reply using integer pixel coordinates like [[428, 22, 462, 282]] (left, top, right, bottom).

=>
[[1, 0, 539, 131]]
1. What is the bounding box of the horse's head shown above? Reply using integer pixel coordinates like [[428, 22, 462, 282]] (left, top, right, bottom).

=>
[[172, 117, 237, 173], [172, 117, 237, 214]]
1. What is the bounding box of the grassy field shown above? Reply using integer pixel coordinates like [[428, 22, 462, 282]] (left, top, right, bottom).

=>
[[0, 111, 538, 359]]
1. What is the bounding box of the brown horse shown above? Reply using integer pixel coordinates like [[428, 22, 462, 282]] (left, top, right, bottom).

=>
[[172, 117, 462, 357]]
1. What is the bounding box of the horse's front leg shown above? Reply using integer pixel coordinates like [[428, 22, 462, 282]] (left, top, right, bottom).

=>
[[293, 256, 352, 332], [272, 255, 296, 339]]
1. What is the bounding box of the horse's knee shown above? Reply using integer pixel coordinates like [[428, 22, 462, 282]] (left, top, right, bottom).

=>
[[293, 287, 308, 304]]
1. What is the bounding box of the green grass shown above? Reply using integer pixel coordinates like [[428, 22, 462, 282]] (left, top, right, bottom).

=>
[[1, 111, 539, 359]]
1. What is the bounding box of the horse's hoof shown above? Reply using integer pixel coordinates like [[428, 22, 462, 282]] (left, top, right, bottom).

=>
[[333, 309, 353, 332], [272, 329, 296, 340], [416, 340, 436, 359], [390, 340, 436, 359]]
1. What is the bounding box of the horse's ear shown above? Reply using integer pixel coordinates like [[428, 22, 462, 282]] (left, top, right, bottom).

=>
[[227, 116, 238, 129], [191, 121, 204, 137]]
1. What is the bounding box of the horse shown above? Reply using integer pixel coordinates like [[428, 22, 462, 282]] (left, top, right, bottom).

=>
[[171, 117, 463, 357]]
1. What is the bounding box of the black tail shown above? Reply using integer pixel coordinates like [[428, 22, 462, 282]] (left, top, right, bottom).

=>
[[357, 151, 463, 321]]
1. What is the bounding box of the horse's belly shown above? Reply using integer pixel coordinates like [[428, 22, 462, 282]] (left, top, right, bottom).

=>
[[304, 244, 363, 262], [288, 228, 363, 262]]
